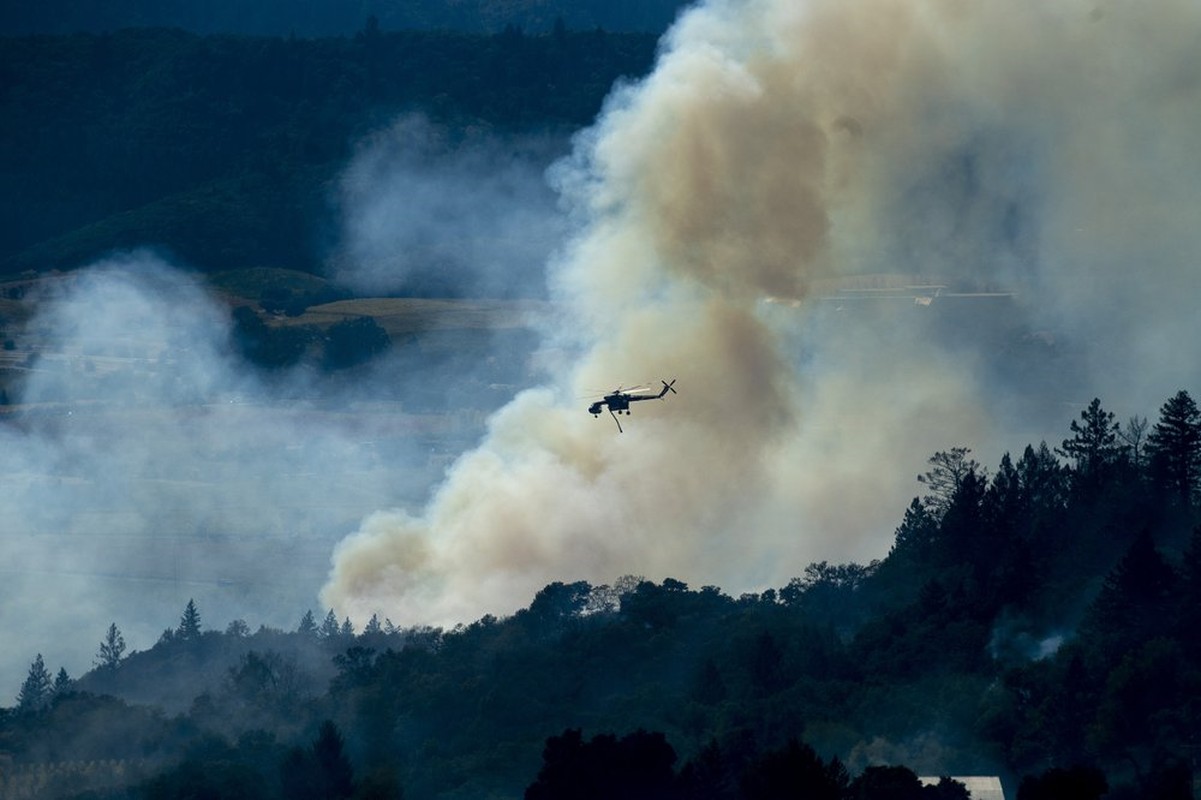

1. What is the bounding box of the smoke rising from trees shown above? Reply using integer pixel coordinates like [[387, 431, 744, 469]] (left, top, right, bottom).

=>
[[323, 0, 1201, 626], [332, 114, 567, 299], [0, 256, 448, 695]]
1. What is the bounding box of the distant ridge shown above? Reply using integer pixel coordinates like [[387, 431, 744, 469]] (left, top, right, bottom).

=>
[[0, 0, 694, 37]]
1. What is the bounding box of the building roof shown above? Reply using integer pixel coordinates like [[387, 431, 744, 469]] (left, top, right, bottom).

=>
[[919, 775, 1006, 800]]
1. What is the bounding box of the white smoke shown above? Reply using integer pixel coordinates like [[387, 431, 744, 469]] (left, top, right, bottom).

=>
[[323, 0, 1201, 627], [0, 253, 444, 696], [333, 114, 567, 298]]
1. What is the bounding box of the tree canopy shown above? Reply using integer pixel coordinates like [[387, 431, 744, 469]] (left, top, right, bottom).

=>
[[4, 389, 1201, 799]]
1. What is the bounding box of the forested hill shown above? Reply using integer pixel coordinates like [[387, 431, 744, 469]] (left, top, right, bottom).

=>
[[0, 25, 657, 278], [0, 0, 694, 37], [6, 392, 1201, 799]]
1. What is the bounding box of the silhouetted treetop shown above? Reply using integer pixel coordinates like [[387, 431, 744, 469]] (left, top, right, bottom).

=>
[[1146, 389, 1201, 506], [177, 599, 202, 641]]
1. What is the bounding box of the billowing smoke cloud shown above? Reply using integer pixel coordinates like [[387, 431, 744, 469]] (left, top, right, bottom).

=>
[[332, 114, 568, 298], [0, 254, 452, 695], [323, 0, 1201, 626]]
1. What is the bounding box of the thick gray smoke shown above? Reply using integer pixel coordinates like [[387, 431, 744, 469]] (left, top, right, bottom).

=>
[[323, 0, 1201, 626], [0, 255, 444, 696], [333, 114, 567, 298], [1, 120, 565, 695]]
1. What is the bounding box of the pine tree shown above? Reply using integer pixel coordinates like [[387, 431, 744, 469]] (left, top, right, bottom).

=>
[[1146, 389, 1201, 506], [17, 654, 52, 712], [96, 622, 126, 671], [319, 609, 341, 639], [340, 617, 355, 637], [177, 599, 202, 641], [313, 720, 355, 799], [890, 497, 938, 561], [363, 613, 382, 635], [298, 609, 318, 636], [1015, 441, 1068, 513], [1085, 528, 1177, 659], [1058, 398, 1124, 490], [52, 668, 72, 696]]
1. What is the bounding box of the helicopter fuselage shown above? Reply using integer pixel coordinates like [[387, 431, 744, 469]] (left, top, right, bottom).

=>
[[586, 380, 676, 426]]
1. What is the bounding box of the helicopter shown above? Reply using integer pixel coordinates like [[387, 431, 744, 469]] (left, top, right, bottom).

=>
[[587, 379, 677, 432]]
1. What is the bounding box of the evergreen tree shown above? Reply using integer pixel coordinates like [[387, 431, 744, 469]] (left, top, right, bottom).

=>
[[95, 622, 126, 671], [320, 609, 341, 639], [1145, 389, 1201, 506], [298, 609, 318, 636], [1084, 528, 1178, 659], [363, 613, 382, 635], [312, 720, 356, 799], [17, 653, 52, 712], [1058, 398, 1124, 491], [934, 467, 989, 575], [177, 599, 202, 640], [51, 667, 72, 697], [340, 617, 355, 637], [985, 451, 1023, 525], [1015, 442, 1068, 514], [284, 720, 357, 800], [890, 498, 938, 561]]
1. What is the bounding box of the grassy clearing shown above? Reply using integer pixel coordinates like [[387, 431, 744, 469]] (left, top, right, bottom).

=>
[[281, 297, 550, 336], [207, 267, 330, 301]]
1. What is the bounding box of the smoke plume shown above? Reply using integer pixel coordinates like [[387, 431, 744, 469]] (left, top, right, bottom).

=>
[[0, 254, 449, 695], [332, 114, 567, 298], [323, 0, 1201, 626]]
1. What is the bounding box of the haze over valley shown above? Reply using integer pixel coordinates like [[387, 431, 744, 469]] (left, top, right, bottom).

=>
[[4, 2, 1201, 797]]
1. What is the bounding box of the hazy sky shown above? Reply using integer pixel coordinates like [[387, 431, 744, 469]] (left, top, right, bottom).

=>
[[8, 0, 1201, 697]]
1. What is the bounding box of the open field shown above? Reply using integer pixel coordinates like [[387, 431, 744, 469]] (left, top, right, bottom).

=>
[[280, 296, 551, 337]]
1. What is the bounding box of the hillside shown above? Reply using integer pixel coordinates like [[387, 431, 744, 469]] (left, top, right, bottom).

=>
[[0, 0, 694, 37], [5, 391, 1201, 798], [0, 26, 658, 279]]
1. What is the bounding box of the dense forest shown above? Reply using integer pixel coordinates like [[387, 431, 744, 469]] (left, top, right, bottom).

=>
[[0, 25, 658, 282], [5, 390, 1201, 799], [4, 9, 1200, 800], [0, 0, 693, 37]]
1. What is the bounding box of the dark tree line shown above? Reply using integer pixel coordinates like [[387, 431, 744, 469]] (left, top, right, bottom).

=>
[[0, 25, 659, 276], [6, 391, 1201, 798], [0, 0, 693, 37]]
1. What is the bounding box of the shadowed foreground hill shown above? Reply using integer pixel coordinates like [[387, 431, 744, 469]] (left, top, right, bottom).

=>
[[4, 391, 1201, 799]]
